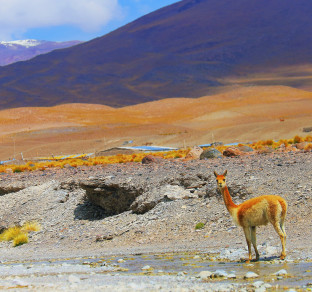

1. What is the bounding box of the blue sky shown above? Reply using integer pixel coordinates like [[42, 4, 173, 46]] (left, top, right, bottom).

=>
[[0, 0, 179, 42]]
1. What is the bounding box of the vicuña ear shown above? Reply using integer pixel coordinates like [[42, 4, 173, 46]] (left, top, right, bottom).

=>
[[223, 170, 227, 176], [214, 171, 218, 177]]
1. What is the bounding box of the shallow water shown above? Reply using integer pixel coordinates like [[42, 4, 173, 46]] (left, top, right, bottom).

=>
[[1, 252, 312, 291]]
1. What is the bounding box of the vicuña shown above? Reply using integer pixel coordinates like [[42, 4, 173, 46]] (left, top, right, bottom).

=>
[[214, 170, 287, 262]]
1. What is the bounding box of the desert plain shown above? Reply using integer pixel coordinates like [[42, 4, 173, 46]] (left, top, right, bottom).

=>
[[0, 85, 312, 161], [0, 84, 312, 291]]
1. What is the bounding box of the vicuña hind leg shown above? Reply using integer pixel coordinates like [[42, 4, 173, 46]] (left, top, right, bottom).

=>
[[273, 223, 286, 260], [250, 226, 260, 261]]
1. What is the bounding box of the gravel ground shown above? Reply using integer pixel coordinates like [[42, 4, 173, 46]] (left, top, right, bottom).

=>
[[0, 151, 311, 290]]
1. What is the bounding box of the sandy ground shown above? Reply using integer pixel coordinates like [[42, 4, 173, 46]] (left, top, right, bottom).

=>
[[0, 85, 311, 161]]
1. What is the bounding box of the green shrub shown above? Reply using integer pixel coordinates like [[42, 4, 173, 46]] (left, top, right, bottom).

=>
[[195, 222, 205, 230]]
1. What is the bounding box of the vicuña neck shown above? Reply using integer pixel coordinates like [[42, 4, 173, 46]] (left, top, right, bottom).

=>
[[220, 186, 237, 213]]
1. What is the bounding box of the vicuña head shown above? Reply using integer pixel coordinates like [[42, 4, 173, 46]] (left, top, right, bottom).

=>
[[214, 170, 287, 262]]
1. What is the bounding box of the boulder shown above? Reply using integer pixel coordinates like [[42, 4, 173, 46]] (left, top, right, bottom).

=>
[[257, 146, 274, 154], [185, 146, 203, 160], [223, 147, 243, 157], [303, 127, 312, 133], [142, 155, 164, 164], [295, 141, 308, 150], [286, 146, 300, 152], [237, 145, 254, 153], [200, 148, 222, 159]]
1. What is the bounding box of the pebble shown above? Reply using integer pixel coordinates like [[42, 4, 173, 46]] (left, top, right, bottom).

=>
[[141, 265, 153, 271], [12, 278, 28, 286], [197, 270, 212, 280], [253, 281, 265, 288], [274, 269, 288, 276], [244, 271, 259, 279], [176, 272, 186, 277]]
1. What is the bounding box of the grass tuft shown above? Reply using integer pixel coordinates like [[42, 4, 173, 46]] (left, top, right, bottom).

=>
[[21, 221, 41, 232], [0, 221, 41, 247], [0, 226, 22, 241], [12, 233, 28, 247]]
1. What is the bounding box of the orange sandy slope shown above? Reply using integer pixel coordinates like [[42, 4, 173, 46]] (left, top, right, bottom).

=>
[[0, 85, 311, 160]]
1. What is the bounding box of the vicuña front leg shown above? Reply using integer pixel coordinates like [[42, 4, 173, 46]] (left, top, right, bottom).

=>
[[243, 227, 252, 263]]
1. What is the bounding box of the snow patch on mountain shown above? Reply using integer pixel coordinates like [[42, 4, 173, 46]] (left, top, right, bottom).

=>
[[0, 39, 45, 48], [0, 39, 44, 48]]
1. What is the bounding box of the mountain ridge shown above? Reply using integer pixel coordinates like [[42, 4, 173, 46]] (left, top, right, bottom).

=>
[[0, 0, 312, 109], [0, 39, 82, 66]]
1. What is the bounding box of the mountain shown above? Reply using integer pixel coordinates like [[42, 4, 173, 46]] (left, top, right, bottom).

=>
[[0, 39, 82, 66], [0, 0, 312, 109]]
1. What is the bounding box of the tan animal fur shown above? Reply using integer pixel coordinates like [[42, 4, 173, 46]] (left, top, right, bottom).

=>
[[214, 170, 287, 262]]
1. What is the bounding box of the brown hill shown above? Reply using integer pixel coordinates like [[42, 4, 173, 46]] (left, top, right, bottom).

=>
[[0, 85, 311, 160], [0, 0, 312, 109]]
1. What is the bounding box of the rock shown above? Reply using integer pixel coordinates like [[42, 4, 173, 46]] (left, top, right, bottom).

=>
[[12, 278, 28, 286], [200, 148, 222, 159], [211, 142, 223, 147], [95, 233, 114, 241], [142, 155, 163, 164], [163, 185, 197, 200], [274, 269, 287, 276], [142, 265, 153, 271], [304, 144, 312, 152], [185, 146, 203, 160], [253, 281, 265, 288], [213, 269, 228, 278], [197, 270, 212, 280], [303, 126, 312, 132], [228, 183, 250, 198], [223, 147, 244, 157], [244, 271, 259, 279], [130, 190, 161, 214], [237, 145, 254, 153], [177, 271, 186, 277], [286, 146, 300, 152], [258, 146, 275, 154], [295, 142, 308, 150]]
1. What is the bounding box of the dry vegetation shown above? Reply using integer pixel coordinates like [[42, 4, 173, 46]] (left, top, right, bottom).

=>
[[0, 222, 41, 247], [0, 135, 311, 174]]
